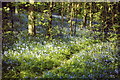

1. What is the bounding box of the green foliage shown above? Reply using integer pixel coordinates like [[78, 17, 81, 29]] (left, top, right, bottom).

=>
[[2, 2, 120, 79], [3, 28, 119, 79], [42, 42, 118, 78]]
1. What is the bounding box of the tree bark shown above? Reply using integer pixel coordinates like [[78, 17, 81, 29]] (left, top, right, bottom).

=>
[[9, 3, 15, 30], [83, 2, 87, 28], [28, 0, 36, 36], [70, 3, 74, 36], [47, 2, 53, 38], [74, 3, 77, 36], [61, 2, 64, 29], [89, 2, 93, 28], [15, 2, 18, 14]]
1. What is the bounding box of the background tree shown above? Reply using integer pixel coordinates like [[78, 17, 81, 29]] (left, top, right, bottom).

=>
[[73, 2, 78, 36], [47, 2, 53, 38], [61, 2, 64, 29], [83, 2, 88, 28], [28, 0, 36, 36], [89, 2, 93, 28], [70, 2, 74, 36]]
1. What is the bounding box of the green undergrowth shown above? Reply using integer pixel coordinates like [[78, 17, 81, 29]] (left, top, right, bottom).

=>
[[2, 28, 119, 79]]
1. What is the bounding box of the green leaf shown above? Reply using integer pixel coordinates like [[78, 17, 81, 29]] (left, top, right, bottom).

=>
[[43, 10, 48, 13]]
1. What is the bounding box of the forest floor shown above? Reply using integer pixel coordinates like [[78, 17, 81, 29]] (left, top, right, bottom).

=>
[[2, 13, 120, 79]]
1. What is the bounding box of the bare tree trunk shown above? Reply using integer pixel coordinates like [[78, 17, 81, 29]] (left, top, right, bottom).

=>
[[28, 0, 36, 36], [61, 2, 64, 29], [15, 2, 18, 14], [66, 2, 70, 36], [47, 2, 53, 38], [89, 2, 92, 28], [74, 3, 77, 36], [11, 8, 14, 30], [100, 3, 108, 41], [9, 3, 15, 31], [115, 2, 120, 78], [70, 3, 74, 36], [83, 2, 87, 28]]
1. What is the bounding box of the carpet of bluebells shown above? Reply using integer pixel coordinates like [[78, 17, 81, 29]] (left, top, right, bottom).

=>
[[3, 27, 120, 79]]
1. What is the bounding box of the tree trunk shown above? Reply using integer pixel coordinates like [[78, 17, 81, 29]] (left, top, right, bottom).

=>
[[15, 2, 18, 14], [70, 3, 74, 36], [28, 0, 36, 36], [47, 2, 53, 38], [100, 3, 108, 40], [83, 2, 87, 28], [9, 3, 15, 30], [115, 2, 120, 78], [61, 2, 64, 29], [66, 2, 70, 36], [74, 3, 77, 36], [89, 2, 93, 28]]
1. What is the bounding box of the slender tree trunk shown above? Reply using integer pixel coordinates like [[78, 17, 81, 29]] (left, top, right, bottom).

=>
[[67, 2, 70, 21], [9, 3, 15, 31], [11, 8, 14, 30], [28, 0, 36, 36], [15, 2, 18, 14], [47, 2, 53, 38], [70, 3, 74, 36], [89, 2, 93, 28], [110, 3, 116, 26], [61, 2, 64, 29], [111, 4, 114, 26], [74, 3, 77, 36], [104, 3, 108, 32], [115, 2, 120, 78], [100, 3, 108, 40], [67, 2, 70, 36], [83, 2, 87, 28], [104, 3, 113, 40]]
